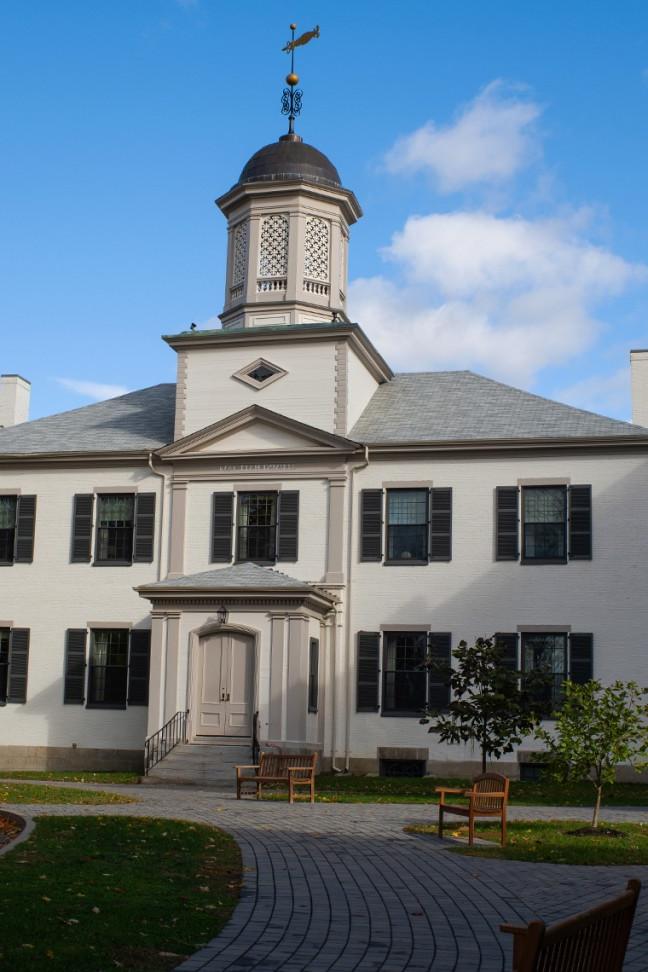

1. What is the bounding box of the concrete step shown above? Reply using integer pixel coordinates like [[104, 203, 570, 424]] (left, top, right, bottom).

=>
[[144, 741, 253, 786]]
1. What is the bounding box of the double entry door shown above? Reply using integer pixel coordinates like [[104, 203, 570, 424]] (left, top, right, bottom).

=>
[[197, 632, 254, 737]]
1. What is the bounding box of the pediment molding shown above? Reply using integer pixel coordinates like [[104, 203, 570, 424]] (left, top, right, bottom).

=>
[[157, 404, 361, 460]]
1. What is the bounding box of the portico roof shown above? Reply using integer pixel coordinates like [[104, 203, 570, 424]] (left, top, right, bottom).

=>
[[136, 563, 336, 613]]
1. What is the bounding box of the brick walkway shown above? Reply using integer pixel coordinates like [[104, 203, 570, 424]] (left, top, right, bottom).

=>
[[6, 785, 648, 971]]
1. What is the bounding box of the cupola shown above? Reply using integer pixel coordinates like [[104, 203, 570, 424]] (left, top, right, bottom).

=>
[[215, 30, 362, 330]]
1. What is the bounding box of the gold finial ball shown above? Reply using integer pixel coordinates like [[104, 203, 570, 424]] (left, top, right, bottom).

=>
[[286, 72, 299, 86], [290, 22, 297, 29]]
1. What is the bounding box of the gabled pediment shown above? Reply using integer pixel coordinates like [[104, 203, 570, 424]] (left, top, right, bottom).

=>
[[157, 405, 361, 459]]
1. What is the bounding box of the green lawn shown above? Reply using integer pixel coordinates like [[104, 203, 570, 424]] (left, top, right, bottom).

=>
[[0, 770, 140, 784], [0, 816, 241, 971], [309, 774, 648, 807], [0, 782, 136, 805], [406, 818, 648, 865]]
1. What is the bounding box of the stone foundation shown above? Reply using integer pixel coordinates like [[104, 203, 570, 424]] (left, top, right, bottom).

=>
[[0, 746, 144, 773]]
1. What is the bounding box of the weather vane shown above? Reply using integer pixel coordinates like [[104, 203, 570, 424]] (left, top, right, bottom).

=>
[[281, 23, 320, 135]]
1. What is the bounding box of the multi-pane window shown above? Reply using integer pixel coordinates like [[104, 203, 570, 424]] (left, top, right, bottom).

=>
[[87, 629, 129, 707], [308, 638, 319, 713], [0, 628, 9, 704], [522, 487, 567, 561], [0, 497, 17, 564], [96, 494, 135, 563], [522, 632, 568, 709], [386, 490, 428, 562], [383, 631, 428, 714], [237, 493, 277, 563]]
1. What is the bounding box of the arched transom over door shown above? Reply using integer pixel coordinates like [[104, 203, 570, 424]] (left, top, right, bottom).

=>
[[197, 632, 254, 737]]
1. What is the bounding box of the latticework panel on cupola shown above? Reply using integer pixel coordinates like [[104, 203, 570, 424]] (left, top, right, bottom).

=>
[[231, 220, 249, 286], [258, 214, 289, 277], [304, 217, 330, 281]]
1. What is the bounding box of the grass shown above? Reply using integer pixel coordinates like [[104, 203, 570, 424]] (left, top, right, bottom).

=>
[[304, 774, 648, 807], [0, 782, 136, 805], [406, 818, 648, 865], [0, 816, 241, 971], [0, 770, 140, 784]]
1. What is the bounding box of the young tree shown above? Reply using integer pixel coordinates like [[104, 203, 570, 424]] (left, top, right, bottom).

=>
[[536, 679, 648, 829], [421, 636, 546, 774]]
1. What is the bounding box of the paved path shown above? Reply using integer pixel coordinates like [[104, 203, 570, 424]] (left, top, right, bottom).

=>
[[4, 785, 648, 971]]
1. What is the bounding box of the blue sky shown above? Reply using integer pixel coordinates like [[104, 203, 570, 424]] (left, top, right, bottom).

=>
[[2, 0, 648, 421]]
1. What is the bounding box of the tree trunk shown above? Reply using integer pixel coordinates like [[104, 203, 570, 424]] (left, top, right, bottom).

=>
[[481, 743, 487, 774], [592, 785, 602, 829]]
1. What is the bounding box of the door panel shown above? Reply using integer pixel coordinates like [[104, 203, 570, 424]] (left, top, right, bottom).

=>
[[197, 632, 253, 737]]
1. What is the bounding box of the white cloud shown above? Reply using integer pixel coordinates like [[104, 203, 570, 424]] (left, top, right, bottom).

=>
[[55, 378, 130, 401], [348, 210, 646, 385], [384, 81, 542, 192], [555, 367, 631, 420]]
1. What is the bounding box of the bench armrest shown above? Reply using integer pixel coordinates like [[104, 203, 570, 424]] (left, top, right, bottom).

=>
[[500, 923, 527, 936], [435, 786, 466, 794], [287, 766, 315, 775], [236, 764, 260, 775]]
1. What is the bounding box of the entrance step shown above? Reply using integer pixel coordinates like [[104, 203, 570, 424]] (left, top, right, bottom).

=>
[[144, 742, 252, 787]]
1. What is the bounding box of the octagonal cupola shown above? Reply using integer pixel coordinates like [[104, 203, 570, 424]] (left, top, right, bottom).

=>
[[216, 131, 362, 330]]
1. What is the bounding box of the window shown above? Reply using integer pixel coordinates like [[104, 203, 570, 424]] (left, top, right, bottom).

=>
[[386, 490, 428, 562], [87, 629, 130, 707], [0, 497, 17, 563], [237, 492, 277, 562], [522, 632, 568, 709], [522, 487, 567, 562], [64, 628, 150, 707], [0, 629, 8, 703], [382, 631, 428, 714], [232, 357, 287, 390], [95, 494, 135, 563], [360, 488, 452, 564], [308, 638, 319, 713], [72, 493, 155, 565]]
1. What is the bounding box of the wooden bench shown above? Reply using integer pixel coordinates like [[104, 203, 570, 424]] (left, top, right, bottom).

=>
[[501, 879, 641, 971], [235, 752, 318, 803], [436, 772, 510, 846]]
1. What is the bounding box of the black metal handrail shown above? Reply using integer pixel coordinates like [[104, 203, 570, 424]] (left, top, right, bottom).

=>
[[144, 709, 188, 775], [252, 710, 260, 764]]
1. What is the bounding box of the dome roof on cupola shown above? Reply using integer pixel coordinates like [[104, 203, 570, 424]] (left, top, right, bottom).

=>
[[237, 133, 342, 189]]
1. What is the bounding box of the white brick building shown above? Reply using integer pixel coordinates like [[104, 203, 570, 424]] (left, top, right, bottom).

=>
[[1, 129, 648, 778]]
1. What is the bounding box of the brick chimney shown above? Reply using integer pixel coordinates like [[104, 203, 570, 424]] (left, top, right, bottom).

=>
[[0, 374, 31, 428]]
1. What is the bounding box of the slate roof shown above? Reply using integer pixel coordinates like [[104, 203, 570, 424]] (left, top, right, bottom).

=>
[[1, 370, 646, 457], [349, 371, 648, 443], [0, 384, 175, 455], [140, 563, 311, 591]]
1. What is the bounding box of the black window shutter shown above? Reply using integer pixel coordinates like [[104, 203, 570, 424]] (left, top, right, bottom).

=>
[[211, 492, 234, 562], [133, 493, 156, 563], [428, 632, 452, 711], [277, 491, 299, 562], [71, 494, 94, 563], [496, 487, 519, 560], [569, 633, 593, 684], [14, 495, 37, 563], [569, 485, 592, 560], [128, 630, 151, 706], [495, 633, 519, 671], [308, 637, 319, 713], [357, 631, 380, 711], [64, 629, 87, 704], [7, 628, 30, 704], [429, 488, 452, 561], [360, 490, 383, 561]]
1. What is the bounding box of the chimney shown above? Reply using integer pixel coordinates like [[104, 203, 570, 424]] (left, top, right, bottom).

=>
[[0, 375, 31, 428]]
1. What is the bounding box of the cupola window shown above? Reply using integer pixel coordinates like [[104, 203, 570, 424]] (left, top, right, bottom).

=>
[[304, 216, 330, 282], [258, 214, 289, 278]]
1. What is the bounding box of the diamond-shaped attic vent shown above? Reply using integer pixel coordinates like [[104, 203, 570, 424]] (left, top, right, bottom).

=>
[[232, 357, 288, 390]]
